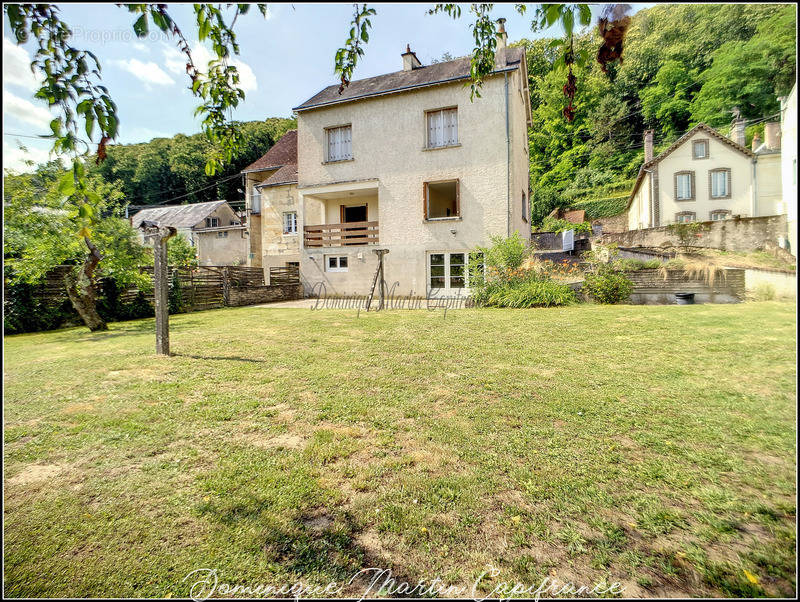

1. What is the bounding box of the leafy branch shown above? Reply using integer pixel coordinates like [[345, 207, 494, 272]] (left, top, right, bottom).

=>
[[334, 4, 376, 94]]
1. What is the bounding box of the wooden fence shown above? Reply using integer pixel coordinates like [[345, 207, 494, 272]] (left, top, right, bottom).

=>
[[15, 264, 299, 313]]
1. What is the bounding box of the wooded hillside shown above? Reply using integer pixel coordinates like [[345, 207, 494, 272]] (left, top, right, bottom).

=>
[[87, 117, 296, 210], [518, 3, 796, 224]]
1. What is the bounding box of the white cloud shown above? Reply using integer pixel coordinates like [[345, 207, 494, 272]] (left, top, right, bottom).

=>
[[2, 90, 53, 130], [3, 37, 39, 91], [112, 58, 175, 86], [132, 41, 149, 53], [2, 140, 52, 173], [161, 42, 257, 93]]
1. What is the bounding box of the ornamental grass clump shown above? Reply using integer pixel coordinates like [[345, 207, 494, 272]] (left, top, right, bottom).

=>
[[470, 233, 578, 308]]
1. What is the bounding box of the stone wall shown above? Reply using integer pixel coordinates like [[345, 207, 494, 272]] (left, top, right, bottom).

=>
[[599, 215, 788, 252], [227, 283, 304, 306], [626, 268, 745, 305]]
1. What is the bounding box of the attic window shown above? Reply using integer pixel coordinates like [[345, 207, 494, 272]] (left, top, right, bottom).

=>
[[205, 217, 220, 228], [424, 180, 460, 219], [693, 140, 709, 159]]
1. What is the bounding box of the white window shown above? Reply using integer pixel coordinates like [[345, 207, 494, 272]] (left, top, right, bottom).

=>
[[428, 251, 483, 294], [675, 212, 695, 223], [710, 210, 730, 221], [251, 187, 261, 213], [711, 170, 730, 198], [676, 173, 692, 200], [217, 230, 229, 238], [283, 211, 297, 234], [205, 217, 220, 228], [693, 140, 708, 159], [326, 125, 352, 162], [326, 255, 348, 272], [426, 108, 458, 148]]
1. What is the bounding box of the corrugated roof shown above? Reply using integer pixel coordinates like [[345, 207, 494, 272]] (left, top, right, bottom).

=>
[[293, 47, 525, 111], [130, 200, 228, 230], [241, 130, 298, 173]]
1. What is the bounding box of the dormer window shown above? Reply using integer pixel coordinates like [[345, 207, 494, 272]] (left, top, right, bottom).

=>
[[693, 140, 709, 159], [205, 217, 220, 228]]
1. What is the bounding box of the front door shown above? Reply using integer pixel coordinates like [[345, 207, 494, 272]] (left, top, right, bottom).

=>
[[428, 252, 467, 297]]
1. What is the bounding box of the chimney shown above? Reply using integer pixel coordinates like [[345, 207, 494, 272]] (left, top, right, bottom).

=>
[[751, 132, 761, 152], [496, 18, 508, 51], [764, 121, 781, 150], [730, 112, 746, 147], [643, 129, 654, 163], [402, 44, 422, 71]]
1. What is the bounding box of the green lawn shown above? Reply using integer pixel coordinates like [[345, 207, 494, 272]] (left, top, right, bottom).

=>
[[3, 302, 796, 598]]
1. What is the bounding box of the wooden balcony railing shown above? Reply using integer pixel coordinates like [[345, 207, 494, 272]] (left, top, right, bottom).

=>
[[304, 221, 379, 247]]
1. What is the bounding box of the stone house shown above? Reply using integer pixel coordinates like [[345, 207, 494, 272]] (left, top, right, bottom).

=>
[[130, 200, 247, 266], [244, 23, 531, 296], [626, 120, 783, 231], [241, 130, 300, 270]]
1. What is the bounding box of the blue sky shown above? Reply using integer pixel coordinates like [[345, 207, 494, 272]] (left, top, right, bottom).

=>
[[3, 2, 650, 171]]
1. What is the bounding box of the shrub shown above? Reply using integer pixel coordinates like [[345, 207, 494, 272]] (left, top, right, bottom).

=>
[[753, 282, 777, 301], [478, 232, 532, 283], [476, 279, 578, 308], [583, 270, 634, 304], [539, 216, 593, 235]]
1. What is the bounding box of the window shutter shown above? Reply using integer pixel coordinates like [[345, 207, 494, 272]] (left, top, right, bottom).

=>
[[726, 169, 731, 198], [427, 112, 436, 147], [423, 182, 428, 219], [690, 171, 695, 200], [455, 179, 460, 216], [343, 126, 352, 159]]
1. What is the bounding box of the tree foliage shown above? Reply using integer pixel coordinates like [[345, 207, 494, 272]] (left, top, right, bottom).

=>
[[524, 3, 795, 225]]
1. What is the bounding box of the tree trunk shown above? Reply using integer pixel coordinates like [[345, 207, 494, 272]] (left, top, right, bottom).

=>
[[64, 236, 108, 332]]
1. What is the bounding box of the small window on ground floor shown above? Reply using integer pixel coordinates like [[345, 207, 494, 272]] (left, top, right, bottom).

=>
[[326, 255, 348, 272], [710, 210, 731, 221], [217, 230, 228, 238], [675, 211, 696, 223], [425, 180, 460, 219]]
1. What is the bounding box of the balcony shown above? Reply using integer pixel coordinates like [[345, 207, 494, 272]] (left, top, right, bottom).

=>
[[304, 221, 379, 248]]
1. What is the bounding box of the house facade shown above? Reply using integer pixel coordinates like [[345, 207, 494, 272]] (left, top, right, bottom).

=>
[[780, 84, 797, 255], [243, 25, 531, 296], [130, 200, 248, 266], [241, 130, 300, 270], [626, 121, 783, 231]]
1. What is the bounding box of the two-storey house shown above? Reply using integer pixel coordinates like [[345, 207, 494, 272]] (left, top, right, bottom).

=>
[[626, 120, 783, 230], [244, 23, 531, 296]]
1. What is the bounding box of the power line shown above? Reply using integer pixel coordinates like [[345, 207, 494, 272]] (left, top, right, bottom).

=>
[[125, 172, 242, 207]]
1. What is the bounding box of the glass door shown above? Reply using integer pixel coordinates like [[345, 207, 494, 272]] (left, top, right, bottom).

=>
[[428, 252, 467, 297]]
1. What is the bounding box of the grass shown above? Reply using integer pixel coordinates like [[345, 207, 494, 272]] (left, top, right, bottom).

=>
[[3, 302, 797, 598], [659, 247, 797, 272]]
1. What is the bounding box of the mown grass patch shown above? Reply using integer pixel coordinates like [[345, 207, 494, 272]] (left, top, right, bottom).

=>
[[3, 302, 796, 597]]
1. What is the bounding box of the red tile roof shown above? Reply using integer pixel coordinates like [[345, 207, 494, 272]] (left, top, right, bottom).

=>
[[241, 130, 297, 173], [260, 163, 298, 188]]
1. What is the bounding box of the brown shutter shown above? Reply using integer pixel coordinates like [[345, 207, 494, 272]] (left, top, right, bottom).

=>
[[423, 182, 428, 220], [690, 171, 696, 200], [674, 173, 678, 200], [708, 170, 713, 200], [727, 169, 732, 199], [455, 179, 461, 217]]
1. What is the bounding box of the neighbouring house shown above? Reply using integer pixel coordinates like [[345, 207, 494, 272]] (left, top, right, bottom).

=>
[[251, 23, 531, 297], [240, 130, 299, 269], [626, 120, 784, 231], [130, 200, 248, 266], [780, 84, 797, 256]]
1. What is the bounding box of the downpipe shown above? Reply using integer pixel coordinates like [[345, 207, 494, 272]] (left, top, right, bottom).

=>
[[505, 72, 511, 237]]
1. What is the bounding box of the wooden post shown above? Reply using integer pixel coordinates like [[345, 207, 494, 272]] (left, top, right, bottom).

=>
[[140, 222, 177, 356]]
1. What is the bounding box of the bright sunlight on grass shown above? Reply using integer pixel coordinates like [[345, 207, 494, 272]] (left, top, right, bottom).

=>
[[3, 302, 796, 597]]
